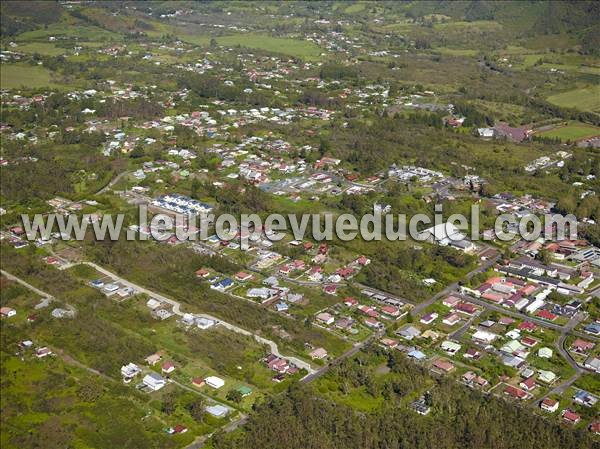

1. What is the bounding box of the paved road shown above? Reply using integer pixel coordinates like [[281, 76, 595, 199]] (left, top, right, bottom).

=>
[[533, 315, 585, 407], [185, 415, 249, 449], [79, 262, 316, 374], [449, 311, 481, 340], [411, 251, 500, 316], [96, 170, 130, 195], [458, 293, 598, 342], [1, 269, 54, 300], [300, 329, 384, 384]]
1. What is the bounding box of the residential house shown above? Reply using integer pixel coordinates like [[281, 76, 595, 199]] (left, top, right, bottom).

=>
[[441, 340, 461, 356], [162, 361, 176, 374], [143, 372, 166, 391], [397, 326, 421, 341], [540, 398, 559, 413], [205, 376, 225, 389], [571, 338, 594, 354], [562, 409, 581, 425], [442, 312, 461, 326], [443, 296, 462, 308], [36, 347, 52, 358], [343, 297, 358, 307], [120, 363, 141, 382], [381, 305, 400, 318], [519, 376, 537, 392], [538, 370, 556, 384], [420, 312, 438, 325], [432, 359, 455, 373], [584, 356, 600, 373], [573, 390, 598, 408], [206, 404, 230, 418], [316, 312, 335, 325], [0, 307, 16, 318], [504, 385, 528, 400], [235, 272, 253, 282], [309, 347, 328, 360], [145, 353, 162, 366]]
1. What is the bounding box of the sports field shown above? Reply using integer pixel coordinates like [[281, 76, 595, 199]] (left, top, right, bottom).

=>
[[535, 121, 600, 141]]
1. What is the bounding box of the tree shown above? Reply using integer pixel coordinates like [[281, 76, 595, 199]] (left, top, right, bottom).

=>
[[189, 398, 205, 422], [129, 146, 145, 158], [535, 249, 553, 265], [226, 389, 243, 403], [162, 394, 177, 415]]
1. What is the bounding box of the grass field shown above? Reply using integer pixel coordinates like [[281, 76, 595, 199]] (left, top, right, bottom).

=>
[[546, 85, 600, 112], [16, 20, 117, 42], [434, 47, 479, 56], [535, 121, 600, 141], [0, 63, 58, 89], [181, 33, 322, 60], [14, 42, 67, 56], [345, 2, 367, 13]]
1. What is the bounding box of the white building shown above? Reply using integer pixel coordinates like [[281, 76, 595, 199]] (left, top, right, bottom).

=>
[[196, 317, 216, 329], [143, 372, 166, 391], [121, 363, 141, 382], [441, 340, 462, 355], [205, 376, 225, 389]]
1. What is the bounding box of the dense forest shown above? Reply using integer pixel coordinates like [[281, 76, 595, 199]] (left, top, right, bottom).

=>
[[211, 349, 599, 449]]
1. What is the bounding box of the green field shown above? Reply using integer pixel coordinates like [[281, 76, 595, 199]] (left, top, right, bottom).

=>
[[345, 2, 367, 13], [16, 21, 117, 42], [536, 122, 600, 141], [0, 63, 58, 89], [14, 42, 67, 56], [181, 33, 322, 60], [546, 85, 600, 112]]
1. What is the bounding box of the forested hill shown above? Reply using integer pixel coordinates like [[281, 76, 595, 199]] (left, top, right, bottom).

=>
[[400, 0, 599, 51], [210, 351, 598, 449], [2, 1, 599, 55]]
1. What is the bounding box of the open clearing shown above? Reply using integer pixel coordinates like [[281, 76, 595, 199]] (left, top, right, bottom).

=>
[[0, 63, 58, 89], [546, 85, 600, 112]]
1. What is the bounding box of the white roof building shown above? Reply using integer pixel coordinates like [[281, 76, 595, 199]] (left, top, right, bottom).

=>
[[146, 298, 161, 310], [472, 330, 498, 344], [143, 372, 166, 391], [205, 376, 225, 389], [121, 363, 141, 380], [196, 317, 216, 329], [441, 340, 462, 355]]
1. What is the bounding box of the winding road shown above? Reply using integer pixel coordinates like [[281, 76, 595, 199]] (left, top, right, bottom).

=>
[[78, 261, 316, 374]]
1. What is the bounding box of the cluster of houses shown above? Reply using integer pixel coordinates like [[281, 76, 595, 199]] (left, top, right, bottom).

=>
[[16, 339, 53, 359], [90, 278, 135, 300], [387, 164, 444, 183], [262, 353, 300, 382], [378, 285, 598, 430], [315, 292, 408, 335], [152, 193, 213, 215], [524, 151, 571, 173], [539, 389, 598, 426]]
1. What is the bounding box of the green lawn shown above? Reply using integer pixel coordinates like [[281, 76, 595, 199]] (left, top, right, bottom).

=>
[[0, 63, 59, 89], [536, 122, 600, 141], [546, 85, 600, 112]]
